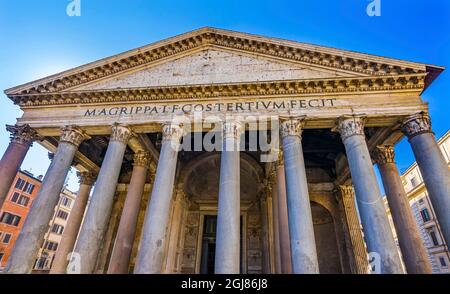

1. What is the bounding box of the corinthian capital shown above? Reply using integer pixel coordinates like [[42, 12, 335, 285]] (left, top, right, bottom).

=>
[[336, 115, 366, 142], [6, 124, 42, 146], [162, 123, 184, 142], [280, 117, 305, 138], [133, 151, 150, 168], [372, 145, 395, 165], [338, 185, 355, 199], [111, 124, 133, 144], [401, 112, 433, 139], [76, 171, 97, 186], [223, 120, 243, 140], [60, 126, 90, 146]]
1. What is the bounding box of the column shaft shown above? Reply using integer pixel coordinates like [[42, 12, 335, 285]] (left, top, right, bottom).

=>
[[271, 177, 282, 274], [260, 197, 270, 273], [108, 152, 149, 274], [375, 146, 432, 274], [50, 172, 95, 274], [339, 186, 369, 274], [280, 118, 319, 274], [6, 126, 87, 273], [402, 112, 450, 247], [337, 116, 403, 274], [73, 124, 132, 274], [214, 120, 242, 274], [276, 157, 293, 274], [134, 124, 184, 274], [0, 125, 39, 208]]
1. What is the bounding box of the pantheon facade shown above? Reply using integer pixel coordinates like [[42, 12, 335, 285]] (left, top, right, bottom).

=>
[[1, 28, 449, 274]]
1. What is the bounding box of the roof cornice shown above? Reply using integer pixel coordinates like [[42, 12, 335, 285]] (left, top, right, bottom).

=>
[[10, 74, 426, 107]]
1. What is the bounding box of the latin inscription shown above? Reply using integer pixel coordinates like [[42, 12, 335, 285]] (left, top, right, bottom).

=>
[[84, 98, 337, 117]]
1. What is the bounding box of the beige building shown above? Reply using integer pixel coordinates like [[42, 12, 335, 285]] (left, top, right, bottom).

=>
[[386, 130, 450, 274], [33, 188, 77, 272], [1, 28, 449, 274]]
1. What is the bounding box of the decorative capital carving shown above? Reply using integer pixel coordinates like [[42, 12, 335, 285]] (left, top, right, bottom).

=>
[[372, 145, 395, 165], [111, 124, 133, 144], [338, 185, 355, 199], [60, 125, 90, 146], [278, 149, 284, 165], [336, 115, 366, 142], [133, 151, 150, 168], [280, 117, 305, 138], [77, 171, 97, 186], [223, 120, 243, 140], [6, 124, 42, 146], [162, 123, 184, 142], [401, 112, 433, 140]]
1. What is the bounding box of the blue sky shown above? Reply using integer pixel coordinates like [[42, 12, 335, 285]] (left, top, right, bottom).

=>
[[0, 0, 449, 191]]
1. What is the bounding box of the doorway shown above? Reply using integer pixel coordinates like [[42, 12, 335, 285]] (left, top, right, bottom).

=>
[[199, 215, 244, 274], [200, 215, 217, 274]]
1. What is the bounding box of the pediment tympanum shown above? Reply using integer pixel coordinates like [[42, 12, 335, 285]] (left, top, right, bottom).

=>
[[73, 48, 350, 91]]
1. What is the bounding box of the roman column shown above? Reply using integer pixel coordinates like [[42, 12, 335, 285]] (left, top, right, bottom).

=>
[[50, 171, 96, 274], [402, 112, 450, 247], [336, 115, 403, 274], [338, 185, 369, 274], [270, 172, 282, 274], [73, 124, 133, 274], [108, 151, 150, 274], [134, 123, 184, 274], [280, 117, 319, 274], [0, 124, 41, 209], [276, 150, 293, 274], [214, 120, 243, 274], [373, 145, 432, 274], [6, 125, 88, 273]]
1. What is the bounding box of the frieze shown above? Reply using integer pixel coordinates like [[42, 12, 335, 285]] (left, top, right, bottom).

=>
[[83, 98, 337, 118]]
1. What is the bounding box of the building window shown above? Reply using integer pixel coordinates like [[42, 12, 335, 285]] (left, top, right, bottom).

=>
[[11, 194, 30, 207], [418, 198, 424, 204], [0, 252, 4, 263], [14, 178, 25, 190], [43, 241, 58, 251], [429, 230, 439, 246], [18, 195, 30, 206], [56, 210, 69, 220], [23, 182, 35, 194], [0, 212, 21, 226], [35, 254, 48, 269], [61, 197, 72, 208], [11, 192, 20, 203], [51, 224, 64, 235], [2, 233, 12, 244], [439, 257, 447, 267], [410, 176, 419, 187], [420, 208, 431, 223]]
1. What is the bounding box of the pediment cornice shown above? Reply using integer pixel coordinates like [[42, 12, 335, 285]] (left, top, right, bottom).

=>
[[5, 27, 442, 101], [10, 73, 425, 107]]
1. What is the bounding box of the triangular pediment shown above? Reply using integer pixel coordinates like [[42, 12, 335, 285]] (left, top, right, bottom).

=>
[[5, 27, 443, 98], [72, 48, 352, 91]]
